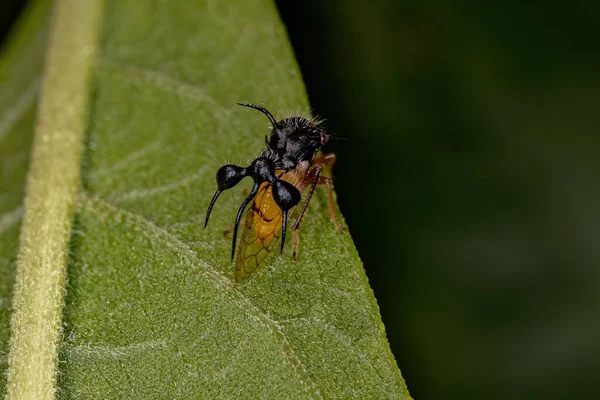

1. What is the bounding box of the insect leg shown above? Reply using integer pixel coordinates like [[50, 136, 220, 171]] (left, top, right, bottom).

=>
[[292, 229, 299, 262], [222, 187, 252, 237], [281, 210, 289, 254], [231, 182, 260, 261], [291, 164, 323, 260], [313, 152, 344, 232], [316, 175, 344, 232], [313, 152, 337, 167]]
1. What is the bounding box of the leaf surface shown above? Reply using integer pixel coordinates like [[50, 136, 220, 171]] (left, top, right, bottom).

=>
[[0, 0, 51, 392], [3, 0, 410, 398]]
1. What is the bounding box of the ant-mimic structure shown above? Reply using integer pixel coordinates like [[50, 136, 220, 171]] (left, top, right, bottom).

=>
[[204, 103, 344, 280]]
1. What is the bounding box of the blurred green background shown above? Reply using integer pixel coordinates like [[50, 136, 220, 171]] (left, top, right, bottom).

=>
[[3, 1, 599, 399]]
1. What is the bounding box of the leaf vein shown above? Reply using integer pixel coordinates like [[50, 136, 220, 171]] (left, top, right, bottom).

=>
[[0, 78, 39, 144], [280, 316, 389, 389], [65, 340, 168, 360], [79, 192, 323, 399], [87, 141, 163, 179], [215, 333, 250, 380], [106, 166, 209, 202], [98, 57, 230, 118], [0, 205, 24, 236]]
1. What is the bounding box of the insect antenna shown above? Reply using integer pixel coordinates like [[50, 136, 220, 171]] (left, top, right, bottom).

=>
[[231, 182, 260, 261], [237, 103, 278, 129]]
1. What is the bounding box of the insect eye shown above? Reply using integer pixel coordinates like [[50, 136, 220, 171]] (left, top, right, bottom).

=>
[[272, 179, 301, 211]]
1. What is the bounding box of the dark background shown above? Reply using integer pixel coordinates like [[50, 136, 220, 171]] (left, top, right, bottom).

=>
[[3, 1, 599, 399], [0, 2, 27, 44]]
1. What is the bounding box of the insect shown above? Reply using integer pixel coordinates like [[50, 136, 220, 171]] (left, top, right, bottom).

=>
[[204, 103, 344, 281]]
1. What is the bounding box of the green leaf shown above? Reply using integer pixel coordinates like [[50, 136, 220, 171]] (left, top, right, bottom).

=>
[[0, 0, 52, 392], [3, 0, 410, 399]]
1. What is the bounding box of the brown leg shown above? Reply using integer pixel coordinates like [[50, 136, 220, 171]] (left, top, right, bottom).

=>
[[317, 175, 345, 232], [291, 164, 322, 260], [292, 229, 299, 261], [313, 152, 337, 176], [313, 153, 344, 232], [290, 152, 344, 260]]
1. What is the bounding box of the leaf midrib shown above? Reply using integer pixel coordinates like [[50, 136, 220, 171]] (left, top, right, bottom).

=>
[[5, 1, 104, 398]]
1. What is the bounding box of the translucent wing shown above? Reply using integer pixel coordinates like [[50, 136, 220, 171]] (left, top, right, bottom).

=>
[[234, 182, 283, 281], [233, 163, 311, 281]]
